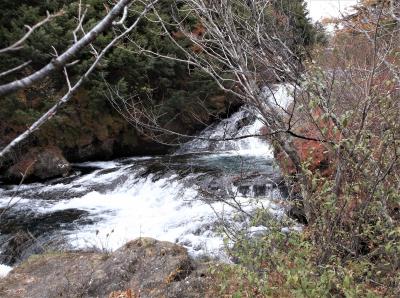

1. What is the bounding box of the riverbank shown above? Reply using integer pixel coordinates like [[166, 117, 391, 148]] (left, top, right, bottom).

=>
[[0, 238, 216, 297]]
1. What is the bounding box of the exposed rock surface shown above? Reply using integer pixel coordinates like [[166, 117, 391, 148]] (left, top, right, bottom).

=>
[[265, 106, 336, 224], [273, 121, 333, 178], [5, 146, 71, 182], [0, 238, 214, 298], [0, 208, 90, 265]]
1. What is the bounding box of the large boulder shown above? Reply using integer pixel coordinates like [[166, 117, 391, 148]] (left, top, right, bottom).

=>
[[0, 238, 213, 298], [5, 146, 70, 182]]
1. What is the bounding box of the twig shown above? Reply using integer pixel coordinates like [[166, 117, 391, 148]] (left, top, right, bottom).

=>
[[0, 11, 64, 54]]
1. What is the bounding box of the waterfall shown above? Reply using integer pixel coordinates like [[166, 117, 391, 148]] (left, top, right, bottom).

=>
[[177, 84, 293, 156], [0, 84, 293, 267], [176, 108, 273, 156]]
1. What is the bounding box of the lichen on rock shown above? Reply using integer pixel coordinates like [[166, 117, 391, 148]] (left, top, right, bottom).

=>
[[0, 238, 213, 298]]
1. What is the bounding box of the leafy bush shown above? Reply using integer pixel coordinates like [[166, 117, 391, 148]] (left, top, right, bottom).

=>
[[213, 1, 399, 296]]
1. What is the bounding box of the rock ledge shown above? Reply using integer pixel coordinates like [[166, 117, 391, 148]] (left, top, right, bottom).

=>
[[0, 238, 213, 298]]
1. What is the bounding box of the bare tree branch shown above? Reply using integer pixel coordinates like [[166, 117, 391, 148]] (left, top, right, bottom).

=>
[[0, 0, 133, 97], [0, 10, 64, 54], [0, 60, 32, 79], [0, 0, 159, 161]]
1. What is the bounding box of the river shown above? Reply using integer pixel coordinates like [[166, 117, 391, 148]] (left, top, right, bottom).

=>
[[0, 86, 293, 272]]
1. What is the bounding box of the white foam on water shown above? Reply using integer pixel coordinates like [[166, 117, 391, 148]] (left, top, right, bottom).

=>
[[262, 84, 294, 112], [76, 160, 120, 169], [0, 87, 292, 260], [0, 264, 12, 278], [178, 84, 295, 157], [75, 156, 154, 169], [177, 109, 273, 157], [0, 197, 46, 210], [234, 117, 274, 157], [45, 172, 277, 257]]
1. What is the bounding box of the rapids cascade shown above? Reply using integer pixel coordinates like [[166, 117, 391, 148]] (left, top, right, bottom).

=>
[[0, 85, 293, 270]]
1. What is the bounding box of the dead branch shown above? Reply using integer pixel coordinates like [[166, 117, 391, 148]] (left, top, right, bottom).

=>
[[0, 60, 32, 79], [0, 0, 159, 161], [0, 10, 64, 54], [0, 0, 133, 97]]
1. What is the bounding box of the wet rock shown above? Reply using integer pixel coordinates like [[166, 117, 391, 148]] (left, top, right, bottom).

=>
[[0, 231, 33, 265], [0, 209, 90, 236], [236, 111, 255, 130], [253, 184, 267, 197], [0, 209, 91, 265], [5, 146, 70, 182], [287, 204, 308, 225], [0, 238, 213, 298], [74, 138, 116, 161]]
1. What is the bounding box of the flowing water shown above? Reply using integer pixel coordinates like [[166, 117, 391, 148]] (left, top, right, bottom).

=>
[[0, 85, 293, 270]]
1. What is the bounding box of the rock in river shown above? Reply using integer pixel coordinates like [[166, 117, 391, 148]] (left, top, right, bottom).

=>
[[5, 146, 70, 182]]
